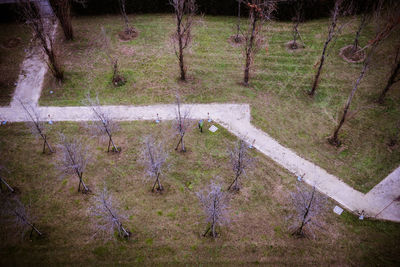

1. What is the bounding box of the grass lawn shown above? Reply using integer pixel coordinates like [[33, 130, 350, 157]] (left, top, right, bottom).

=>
[[0, 121, 399, 264], [38, 14, 400, 193], [0, 22, 31, 105]]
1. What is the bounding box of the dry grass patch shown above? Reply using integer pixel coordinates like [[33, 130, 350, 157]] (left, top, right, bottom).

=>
[[0, 121, 399, 264]]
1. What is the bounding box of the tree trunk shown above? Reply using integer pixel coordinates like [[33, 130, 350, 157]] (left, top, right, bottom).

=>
[[212, 197, 217, 238], [235, 0, 241, 40], [181, 135, 186, 152], [50, 0, 73, 40], [42, 134, 47, 154], [228, 172, 240, 191], [309, 41, 328, 96], [243, 12, 257, 86], [294, 187, 314, 237], [293, 21, 299, 47], [177, 17, 186, 81], [47, 47, 64, 81], [175, 136, 182, 151], [41, 133, 54, 153], [107, 134, 119, 153], [378, 61, 400, 103], [152, 173, 163, 192], [329, 60, 369, 145], [352, 14, 366, 53], [77, 172, 89, 193]]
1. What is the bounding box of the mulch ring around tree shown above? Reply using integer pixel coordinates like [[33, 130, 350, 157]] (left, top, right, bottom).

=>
[[339, 45, 366, 63], [228, 34, 245, 47], [118, 27, 139, 42], [3, 37, 21, 48], [285, 40, 304, 52]]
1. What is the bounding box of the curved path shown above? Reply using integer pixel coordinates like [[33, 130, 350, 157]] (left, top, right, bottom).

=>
[[0, 24, 399, 223]]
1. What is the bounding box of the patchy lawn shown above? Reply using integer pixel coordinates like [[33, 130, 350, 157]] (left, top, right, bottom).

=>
[[0, 121, 399, 265], [0, 22, 31, 105], [38, 14, 400, 192]]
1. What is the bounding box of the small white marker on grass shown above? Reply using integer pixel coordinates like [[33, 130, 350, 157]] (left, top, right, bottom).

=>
[[333, 206, 344, 215], [209, 125, 218, 133]]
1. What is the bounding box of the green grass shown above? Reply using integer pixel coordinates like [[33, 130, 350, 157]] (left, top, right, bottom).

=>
[[38, 14, 400, 193], [0, 122, 399, 264], [0, 22, 31, 105]]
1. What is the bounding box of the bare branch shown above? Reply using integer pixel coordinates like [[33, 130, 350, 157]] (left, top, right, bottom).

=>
[[100, 28, 126, 87], [288, 182, 326, 238], [0, 196, 43, 240], [18, 0, 64, 81], [169, 0, 197, 81], [197, 180, 230, 238], [84, 94, 120, 153], [18, 99, 54, 154], [90, 186, 131, 239], [142, 135, 168, 192], [174, 96, 191, 152], [309, 0, 353, 96], [241, 0, 277, 85], [49, 0, 74, 40], [227, 139, 254, 191], [58, 133, 90, 193]]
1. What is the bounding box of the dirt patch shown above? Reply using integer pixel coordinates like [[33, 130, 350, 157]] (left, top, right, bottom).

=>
[[285, 40, 304, 52], [339, 45, 366, 63], [3, 37, 22, 49], [228, 34, 244, 47], [118, 27, 139, 42]]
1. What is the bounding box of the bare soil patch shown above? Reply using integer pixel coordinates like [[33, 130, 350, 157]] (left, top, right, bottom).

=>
[[285, 40, 304, 52], [118, 27, 139, 42], [228, 34, 244, 47], [339, 45, 366, 63]]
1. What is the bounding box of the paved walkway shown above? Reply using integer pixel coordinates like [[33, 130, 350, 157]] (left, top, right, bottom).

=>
[[0, 24, 399, 223]]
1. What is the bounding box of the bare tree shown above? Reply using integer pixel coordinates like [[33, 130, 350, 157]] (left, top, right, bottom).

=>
[[19, 0, 64, 81], [378, 42, 400, 103], [49, 0, 86, 40], [85, 94, 120, 153], [289, 183, 326, 238], [289, 0, 306, 49], [234, 0, 243, 42], [241, 0, 277, 86], [197, 181, 230, 238], [329, 3, 400, 146], [118, 0, 137, 36], [352, 12, 367, 53], [49, 0, 72, 40], [19, 100, 54, 154], [174, 96, 191, 152], [142, 135, 168, 192], [0, 196, 43, 239], [101, 27, 126, 87], [227, 139, 254, 191], [309, 0, 352, 96], [170, 0, 197, 81], [90, 186, 131, 239], [58, 133, 90, 193]]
